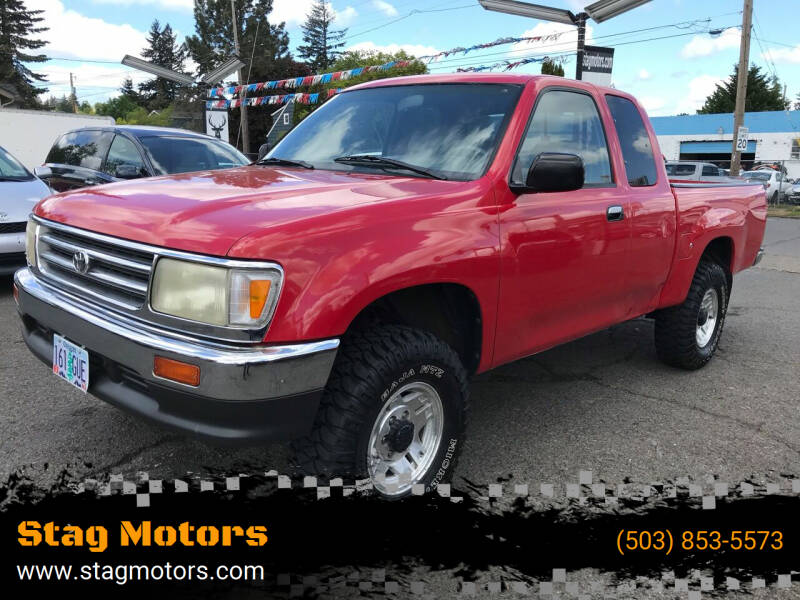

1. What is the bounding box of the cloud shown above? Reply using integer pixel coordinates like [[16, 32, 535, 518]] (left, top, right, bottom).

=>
[[272, 0, 357, 26], [87, 0, 193, 10], [638, 96, 665, 113], [347, 41, 441, 59], [674, 74, 724, 114], [26, 0, 148, 61], [762, 45, 800, 64], [637, 68, 651, 81], [681, 27, 739, 58], [371, 0, 398, 17], [37, 63, 154, 102]]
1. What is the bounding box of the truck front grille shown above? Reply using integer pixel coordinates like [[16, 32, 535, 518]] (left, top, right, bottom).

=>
[[36, 224, 154, 310]]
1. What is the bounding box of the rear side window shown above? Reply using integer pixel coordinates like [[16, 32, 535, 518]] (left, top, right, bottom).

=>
[[512, 89, 613, 186], [46, 130, 112, 171], [606, 95, 657, 187], [665, 164, 695, 176]]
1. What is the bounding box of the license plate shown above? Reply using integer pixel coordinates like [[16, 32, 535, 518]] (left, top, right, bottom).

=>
[[53, 334, 89, 393]]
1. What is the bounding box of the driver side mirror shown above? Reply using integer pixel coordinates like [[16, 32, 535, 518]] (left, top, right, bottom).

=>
[[512, 153, 584, 194], [33, 166, 53, 180], [115, 163, 141, 179], [257, 143, 270, 161]]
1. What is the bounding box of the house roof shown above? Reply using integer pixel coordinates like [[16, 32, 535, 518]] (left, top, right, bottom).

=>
[[651, 110, 800, 136]]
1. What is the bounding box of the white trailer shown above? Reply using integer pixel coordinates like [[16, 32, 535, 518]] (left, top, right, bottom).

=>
[[0, 108, 115, 170]]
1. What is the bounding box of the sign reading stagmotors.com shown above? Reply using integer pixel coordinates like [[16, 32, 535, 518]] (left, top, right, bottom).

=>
[[581, 45, 615, 87]]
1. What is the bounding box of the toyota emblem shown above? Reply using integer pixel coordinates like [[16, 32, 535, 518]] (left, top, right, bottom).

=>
[[72, 251, 90, 274]]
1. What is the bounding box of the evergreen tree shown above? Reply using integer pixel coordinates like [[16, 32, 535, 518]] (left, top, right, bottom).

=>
[[0, 0, 48, 107], [540, 59, 564, 77], [137, 20, 188, 111], [697, 64, 789, 114], [297, 0, 346, 72], [185, 0, 302, 147], [119, 77, 142, 104]]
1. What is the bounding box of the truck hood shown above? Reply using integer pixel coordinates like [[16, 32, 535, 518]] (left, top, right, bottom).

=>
[[35, 166, 455, 256]]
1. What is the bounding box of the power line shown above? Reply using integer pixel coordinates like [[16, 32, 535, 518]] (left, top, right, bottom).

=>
[[343, 2, 476, 40]]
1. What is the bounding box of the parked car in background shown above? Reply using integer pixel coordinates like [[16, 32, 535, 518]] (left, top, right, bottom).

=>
[[36, 126, 250, 192], [0, 146, 51, 275], [741, 169, 792, 203], [789, 180, 800, 205], [665, 161, 735, 183]]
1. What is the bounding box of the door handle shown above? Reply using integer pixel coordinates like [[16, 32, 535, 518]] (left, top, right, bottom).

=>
[[606, 205, 624, 222]]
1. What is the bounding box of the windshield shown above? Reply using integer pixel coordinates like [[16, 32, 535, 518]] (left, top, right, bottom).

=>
[[267, 83, 523, 181], [0, 146, 33, 180], [743, 171, 771, 181], [139, 136, 249, 175]]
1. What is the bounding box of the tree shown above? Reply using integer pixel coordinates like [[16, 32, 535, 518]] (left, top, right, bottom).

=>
[[794, 92, 800, 111], [296, 0, 346, 72], [137, 20, 188, 111], [697, 64, 789, 114], [185, 0, 303, 147], [94, 94, 141, 121], [120, 77, 142, 104], [0, 0, 48, 107], [540, 59, 564, 77]]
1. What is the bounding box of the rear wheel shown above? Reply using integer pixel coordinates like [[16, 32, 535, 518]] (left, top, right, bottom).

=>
[[293, 325, 468, 498], [654, 259, 729, 370]]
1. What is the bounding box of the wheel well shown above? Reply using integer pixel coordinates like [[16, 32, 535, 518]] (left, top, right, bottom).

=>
[[347, 284, 482, 374], [701, 236, 733, 290]]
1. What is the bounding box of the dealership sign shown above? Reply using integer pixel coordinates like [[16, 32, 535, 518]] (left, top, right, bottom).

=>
[[205, 108, 229, 142], [581, 45, 614, 87]]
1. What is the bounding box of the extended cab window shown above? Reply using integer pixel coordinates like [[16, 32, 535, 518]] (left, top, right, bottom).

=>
[[702, 165, 719, 176], [512, 89, 613, 187], [46, 130, 112, 171], [606, 95, 657, 187], [665, 164, 696, 176]]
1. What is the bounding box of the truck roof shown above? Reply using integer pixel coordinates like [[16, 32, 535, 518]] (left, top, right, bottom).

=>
[[347, 72, 613, 91]]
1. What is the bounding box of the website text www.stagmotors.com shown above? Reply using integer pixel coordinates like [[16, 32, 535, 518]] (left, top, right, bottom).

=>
[[17, 562, 265, 585]]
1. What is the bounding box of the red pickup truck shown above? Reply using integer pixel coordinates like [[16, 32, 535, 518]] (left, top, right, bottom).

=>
[[14, 74, 766, 497]]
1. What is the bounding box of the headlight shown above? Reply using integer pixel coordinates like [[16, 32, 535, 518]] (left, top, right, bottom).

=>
[[150, 257, 282, 328], [25, 218, 37, 268]]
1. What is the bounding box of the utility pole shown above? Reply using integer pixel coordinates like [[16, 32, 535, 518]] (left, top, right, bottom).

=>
[[230, 0, 249, 154], [575, 13, 587, 80], [730, 0, 753, 177], [69, 72, 77, 113]]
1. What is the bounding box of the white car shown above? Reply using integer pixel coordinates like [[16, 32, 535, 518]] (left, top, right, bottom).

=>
[[665, 161, 737, 183], [0, 146, 52, 275], [742, 169, 792, 203]]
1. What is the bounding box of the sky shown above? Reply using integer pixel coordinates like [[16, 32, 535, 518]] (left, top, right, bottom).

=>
[[25, 0, 800, 117]]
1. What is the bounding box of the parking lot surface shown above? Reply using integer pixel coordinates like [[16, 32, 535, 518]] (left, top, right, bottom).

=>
[[1, 218, 798, 490]]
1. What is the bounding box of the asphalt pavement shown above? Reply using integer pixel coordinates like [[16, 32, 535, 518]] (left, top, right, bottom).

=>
[[1, 218, 798, 491]]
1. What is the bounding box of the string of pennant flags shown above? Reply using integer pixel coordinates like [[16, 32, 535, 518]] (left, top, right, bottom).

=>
[[417, 31, 567, 63], [206, 88, 342, 109], [456, 53, 571, 73], [205, 31, 574, 110], [208, 61, 411, 97]]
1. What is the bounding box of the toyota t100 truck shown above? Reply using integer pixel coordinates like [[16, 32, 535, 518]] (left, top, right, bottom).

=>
[[14, 74, 767, 498]]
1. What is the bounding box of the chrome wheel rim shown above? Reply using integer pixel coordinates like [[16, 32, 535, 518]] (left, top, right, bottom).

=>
[[367, 381, 444, 496], [696, 288, 719, 348]]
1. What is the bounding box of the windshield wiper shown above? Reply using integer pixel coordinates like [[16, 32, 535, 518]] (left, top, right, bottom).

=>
[[333, 155, 448, 180], [255, 157, 314, 169]]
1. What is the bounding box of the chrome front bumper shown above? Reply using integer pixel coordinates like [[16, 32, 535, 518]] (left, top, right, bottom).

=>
[[14, 267, 339, 442]]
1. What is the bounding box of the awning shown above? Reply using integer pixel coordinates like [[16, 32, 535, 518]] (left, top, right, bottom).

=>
[[680, 140, 757, 153]]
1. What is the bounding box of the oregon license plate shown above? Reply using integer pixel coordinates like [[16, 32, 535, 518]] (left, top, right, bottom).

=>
[[53, 334, 89, 393]]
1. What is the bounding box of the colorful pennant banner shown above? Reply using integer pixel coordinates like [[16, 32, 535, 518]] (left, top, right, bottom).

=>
[[418, 32, 567, 63], [456, 54, 570, 73], [206, 88, 341, 109], [208, 61, 411, 98]]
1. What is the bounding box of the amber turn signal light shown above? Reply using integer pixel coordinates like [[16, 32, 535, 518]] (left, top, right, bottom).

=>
[[153, 356, 200, 387], [249, 279, 271, 319]]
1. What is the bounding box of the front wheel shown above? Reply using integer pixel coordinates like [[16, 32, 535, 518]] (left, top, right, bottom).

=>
[[654, 259, 729, 370], [293, 325, 468, 498]]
